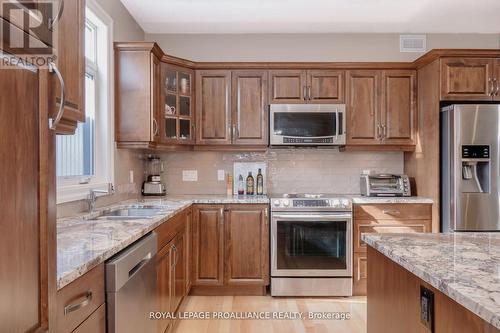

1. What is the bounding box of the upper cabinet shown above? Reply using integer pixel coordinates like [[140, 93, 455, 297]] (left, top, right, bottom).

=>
[[115, 46, 161, 147], [269, 70, 345, 104], [441, 58, 500, 101], [49, 0, 86, 134], [162, 64, 195, 144], [381, 70, 417, 145], [232, 71, 268, 145], [347, 69, 417, 149], [347, 70, 380, 144], [196, 70, 268, 146], [115, 43, 195, 148], [196, 70, 232, 144]]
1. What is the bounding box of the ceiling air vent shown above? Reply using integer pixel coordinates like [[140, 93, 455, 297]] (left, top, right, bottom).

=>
[[400, 35, 426, 52]]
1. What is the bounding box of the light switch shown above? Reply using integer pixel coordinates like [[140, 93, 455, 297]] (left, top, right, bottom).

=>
[[182, 170, 198, 182], [218, 170, 225, 181]]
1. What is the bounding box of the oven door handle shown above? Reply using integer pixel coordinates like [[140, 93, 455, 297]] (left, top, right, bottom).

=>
[[272, 214, 352, 221]]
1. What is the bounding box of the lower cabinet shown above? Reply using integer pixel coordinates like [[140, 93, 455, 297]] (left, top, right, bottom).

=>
[[156, 208, 190, 333], [192, 204, 269, 295], [55, 264, 105, 333], [72, 304, 106, 333], [353, 203, 432, 296]]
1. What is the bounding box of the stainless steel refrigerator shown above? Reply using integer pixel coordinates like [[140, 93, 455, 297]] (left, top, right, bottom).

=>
[[441, 104, 500, 232]]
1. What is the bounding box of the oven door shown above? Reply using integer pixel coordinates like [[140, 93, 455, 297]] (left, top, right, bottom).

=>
[[271, 212, 352, 277], [269, 104, 346, 145]]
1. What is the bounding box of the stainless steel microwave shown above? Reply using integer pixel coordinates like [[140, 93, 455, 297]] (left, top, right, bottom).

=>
[[269, 104, 346, 146]]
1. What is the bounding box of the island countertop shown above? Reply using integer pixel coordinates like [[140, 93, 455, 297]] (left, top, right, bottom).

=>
[[362, 232, 500, 330], [57, 195, 269, 290]]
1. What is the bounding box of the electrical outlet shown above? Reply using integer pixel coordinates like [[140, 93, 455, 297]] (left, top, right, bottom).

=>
[[129, 170, 134, 183], [182, 170, 198, 182], [218, 170, 225, 181]]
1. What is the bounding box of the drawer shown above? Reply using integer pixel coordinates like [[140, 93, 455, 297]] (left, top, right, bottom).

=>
[[157, 208, 188, 249], [354, 219, 432, 253], [354, 203, 431, 220], [72, 304, 106, 333], [353, 253, 367, 296], [56, 264, 105, 333]]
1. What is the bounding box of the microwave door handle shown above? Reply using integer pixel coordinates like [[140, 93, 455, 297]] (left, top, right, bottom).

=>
[[335, 111, 339, 140]]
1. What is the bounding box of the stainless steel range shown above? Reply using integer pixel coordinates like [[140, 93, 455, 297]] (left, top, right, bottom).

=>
[[270, 194, 353, 296]]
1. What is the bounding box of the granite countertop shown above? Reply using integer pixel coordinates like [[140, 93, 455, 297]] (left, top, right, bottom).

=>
[[362, 232, 500, 329], [351, 196, 433, 204], [57, 195, 269, 290]]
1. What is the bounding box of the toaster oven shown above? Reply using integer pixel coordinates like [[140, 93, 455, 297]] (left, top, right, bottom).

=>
[[360, 174, 411, 197]]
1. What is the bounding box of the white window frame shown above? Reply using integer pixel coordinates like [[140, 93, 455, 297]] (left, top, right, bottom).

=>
[[57, 0, 115, 203]]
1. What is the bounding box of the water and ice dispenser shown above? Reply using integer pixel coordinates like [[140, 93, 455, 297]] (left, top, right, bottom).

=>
[[460, 145, 490, 193]]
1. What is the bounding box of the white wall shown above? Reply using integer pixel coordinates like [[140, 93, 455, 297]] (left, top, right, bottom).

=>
[[145, 33, 500, 62]]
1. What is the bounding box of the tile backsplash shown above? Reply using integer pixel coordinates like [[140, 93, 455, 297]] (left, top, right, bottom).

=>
[[159, 149, 403, 195]]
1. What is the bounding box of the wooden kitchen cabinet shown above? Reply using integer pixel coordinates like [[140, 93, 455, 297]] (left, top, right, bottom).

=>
[[185, 209, 192, 294], [308, 70, 345, 103], [346, 70, 416, 149], [196, 70, 269, 146], [231, 70, 269, 145], [172, 231, 186, 312], [115, 45, 162, 147], [155, 207, 192, 333], [353, 203, 432, 296], [49, 0, 86, 134], [191, 204, 269, 295], [72, 304, 106, 333], [367, 247, 500, 333], [195, 70, 232, 144], [157, 242, 173, 333], [162, 63, 195, 144], [440, 57, 499, 101], [269, 70, 307, 103], [224, 205, 269, 286], [55, 264, 105, 333], [347, 70, 380, 144], [381, 70, 417, 145], [269, 70, 345, 103], [0, 51, 55, 331], [192, 205, 225, 285]]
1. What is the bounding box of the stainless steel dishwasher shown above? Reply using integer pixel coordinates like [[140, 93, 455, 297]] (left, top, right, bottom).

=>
[[106, 232, 158, 333]]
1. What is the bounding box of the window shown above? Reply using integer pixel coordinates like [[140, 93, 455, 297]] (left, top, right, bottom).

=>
[[56, 2, 114, 203]]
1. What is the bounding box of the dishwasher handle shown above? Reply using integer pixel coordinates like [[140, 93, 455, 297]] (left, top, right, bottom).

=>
[[106, 232, 158, 292]]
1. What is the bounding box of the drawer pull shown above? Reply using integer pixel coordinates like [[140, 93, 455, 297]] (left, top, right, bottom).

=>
[[382, 209, 401, 215], [64, 291, 92, 315]]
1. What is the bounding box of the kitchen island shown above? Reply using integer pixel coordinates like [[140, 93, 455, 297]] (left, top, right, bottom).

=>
[[362, 232, 500, 333]]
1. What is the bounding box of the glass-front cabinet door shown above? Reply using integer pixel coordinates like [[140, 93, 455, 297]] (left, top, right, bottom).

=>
[[161, 63, 194, 144]]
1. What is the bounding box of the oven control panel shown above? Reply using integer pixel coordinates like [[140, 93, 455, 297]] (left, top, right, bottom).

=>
[[271, 198, 352, 210]]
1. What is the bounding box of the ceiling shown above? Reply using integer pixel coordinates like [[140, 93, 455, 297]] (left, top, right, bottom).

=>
[[120, 0, 500, 34]]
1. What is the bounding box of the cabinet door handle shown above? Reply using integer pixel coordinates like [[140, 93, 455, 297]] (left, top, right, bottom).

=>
[[303, 86, 307, 100], [219, 208, 224, 226], [488, 78, 494, 96], [382, 125, 387, 140], [49, 0, 64, 31], [64, 291, 92, 315], [494, 78, 499, 96], [382, 209, 401, 215], [49, 62, 66, 131], [152, 119, 159, 136], [233, 124, 237, 139], [377, 125, 382, 140], [307, 86, 312, 100]]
